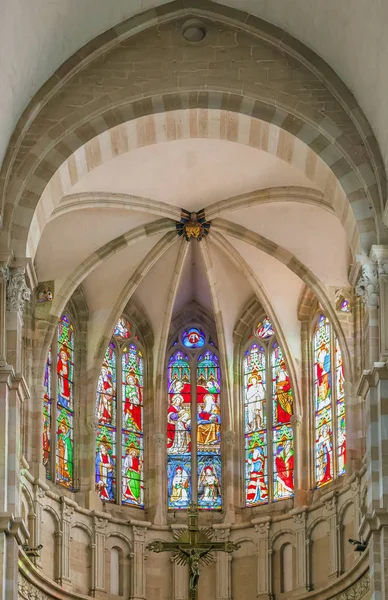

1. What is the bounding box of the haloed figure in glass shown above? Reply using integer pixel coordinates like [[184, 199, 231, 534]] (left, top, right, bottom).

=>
[[95, 441, 115, 501], [246, 438, 268, 504], [57, 415, 73, 486], [122, 441, 143, 505]]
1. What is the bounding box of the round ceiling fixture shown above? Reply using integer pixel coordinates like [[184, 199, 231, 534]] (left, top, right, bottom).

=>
[[182, 19, 206, 42]]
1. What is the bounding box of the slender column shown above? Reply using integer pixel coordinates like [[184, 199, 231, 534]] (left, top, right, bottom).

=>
[[30, 384, 46, 478], [253, 517, 271, 600], [292, 510, 307, 591], [323, 492, 340, 578], [131, 524, 149, 600], [223, 431, 235, 519], [0, 515, 28, 600], [291, 414, 304, 505]]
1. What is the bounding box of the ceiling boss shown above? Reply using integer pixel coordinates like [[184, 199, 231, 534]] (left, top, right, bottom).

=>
[[176, 209, 211, 242]]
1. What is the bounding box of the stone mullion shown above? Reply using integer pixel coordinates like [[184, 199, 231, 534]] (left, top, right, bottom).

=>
[[58, 501, 73, 587], [117, 348, 123, 505], [298, 320, 311, 498], [0, 515, 28, 600]]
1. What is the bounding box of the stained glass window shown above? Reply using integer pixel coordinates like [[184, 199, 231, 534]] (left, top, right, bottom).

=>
[[95, 318, 145, 508], [167, 351, 192, 510], [56, 315, 74, 489], [121, 345, 144, 507], [197, 351, 222, 510], [314, 315, 346, 486], [95, 343, 116, 502], [43, 349, 52, 478], [255, 317, 275, 340], [167, 334, 222, 511], [113, 317, 131, 339], [244, 320, 294, 506], [340, 299, 351, 313], [182, 327, 206, 348]]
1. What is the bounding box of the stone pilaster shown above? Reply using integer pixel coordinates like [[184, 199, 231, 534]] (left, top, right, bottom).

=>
[[355, 260, 379, 367], [0, 514, 29, 600], [223, 430, 236, 520], [5, 267, 30, 372], [214, 526, 232, 600], [323, 492, 340, 578], [151, 433, 166, 525], [359, 364, 388, 599], [92, 515, 108, 597], [131, 524, 150, 600], [291, 414, 305, 505], [253, 516, 271, 600], [292, 510, 308, 591], [171, 557, 188, 600], [58, 500, 74, 588]]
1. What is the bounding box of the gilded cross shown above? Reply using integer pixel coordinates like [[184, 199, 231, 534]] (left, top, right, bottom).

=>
[[147, 502, 240, 600]]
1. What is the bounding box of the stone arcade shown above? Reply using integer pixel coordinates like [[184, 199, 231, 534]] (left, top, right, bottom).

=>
[[1, 1, 388, 599]]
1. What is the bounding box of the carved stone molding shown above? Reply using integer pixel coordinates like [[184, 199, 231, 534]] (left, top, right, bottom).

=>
[[133, 526, 147, 542], [355, 262, 379, 307], [6, 267, 31, 312], [18, 573, 51, 599], [332, 572, 369, 600]]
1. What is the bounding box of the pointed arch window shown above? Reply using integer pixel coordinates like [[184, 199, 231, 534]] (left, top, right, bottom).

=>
[[42, 314, 75, 489], [95, 317, 144, 507], [167, 327, 222, 511], [244, 317, 294, 506], [313, 314, 346, 487]]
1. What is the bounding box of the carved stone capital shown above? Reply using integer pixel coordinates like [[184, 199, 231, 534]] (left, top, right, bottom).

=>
[[6, 267, 31, 312], [133, 526, 147, 542], [292, 510, 307, 526], [224, 430, 235, 445], [355, 262, 379, 307]]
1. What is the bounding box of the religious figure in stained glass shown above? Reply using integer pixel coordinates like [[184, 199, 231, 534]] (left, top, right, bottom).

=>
[[316, 418, 333, 485], [255, 317, 275, 340], [168, 462, 191, 508], [96, 345, 116, 426], [273, 427, 294, 498], [123, 371, 142, 432], [336, 338, 346, 476], [197, 394, 221, 447], [272, 346, 293, 424], [95, 428, 115, 502], [113, 317, 131, 339], [56, 411, 73, 487], [246, 434, 268, 505], [57, 345, 72, 408], [198, 462, 221, 508], [246, 371, 266, 431], [122, 435, 143, 506], [182, 327, 206, 348]]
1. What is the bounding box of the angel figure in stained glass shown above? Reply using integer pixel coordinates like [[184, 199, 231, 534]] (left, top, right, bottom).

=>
[[123, 371, 142, 431], [95, 442, 115, 501], [317, 422, 332, 485], [170, 465, 190, 506], [97, 360, 114, 425], [122, 442, 142, 503], [198, 465, 220, 505], [246, 372, 265, 431], [246, 440, 267, 504], [197, 394, 221, 446], [275, 360, 293, 424], [57, 346, 71, 408]]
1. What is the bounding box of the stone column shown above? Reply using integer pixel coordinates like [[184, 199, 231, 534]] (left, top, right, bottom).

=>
[[292, 510, 308, 591], [253, 517, 271, 600], [92, 515, 108, 597], [291, 414, 304, 505], [131, 524, 150, 600], [223, 431, 236, 520], [356, 260, 379, 367], [0, 514, 29, 600], [359, 364, 388, 599], [323, 492, 340, 578]]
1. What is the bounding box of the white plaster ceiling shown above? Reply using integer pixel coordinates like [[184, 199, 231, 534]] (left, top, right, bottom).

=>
[[33, 133, 351, 381], [71, 139, 314, 209], [1, 0, 388, 173]]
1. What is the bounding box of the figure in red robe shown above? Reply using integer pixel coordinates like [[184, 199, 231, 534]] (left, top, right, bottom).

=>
[[57, 346, 71, 408], [275, 361, 293, 424], [123, 372, 142, 432], [275, 438, 294, 495]]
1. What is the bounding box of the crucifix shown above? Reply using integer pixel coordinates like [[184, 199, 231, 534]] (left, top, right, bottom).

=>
[[147, 502, 240, 600]]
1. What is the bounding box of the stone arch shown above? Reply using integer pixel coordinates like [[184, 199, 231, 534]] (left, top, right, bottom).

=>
[[70, 523, 92, 595], [1, 1, 384, 260]]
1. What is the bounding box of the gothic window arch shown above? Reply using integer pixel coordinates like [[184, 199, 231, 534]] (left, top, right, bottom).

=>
[[95, 316, 145, 508], [167, 326, 222, 511], [244, 316, 294, 506], [313, 313, 346, 487], [43, 313, 76, 490]]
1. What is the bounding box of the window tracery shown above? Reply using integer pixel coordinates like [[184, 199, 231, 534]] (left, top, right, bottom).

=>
[[244, 317, 294, 506], [313, 314, 346, 487], [95, 317, 144, 507], [167, 328, 221, 511]]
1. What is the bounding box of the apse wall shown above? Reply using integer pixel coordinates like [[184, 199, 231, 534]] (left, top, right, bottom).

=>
[[19, 466, 369, 600]]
